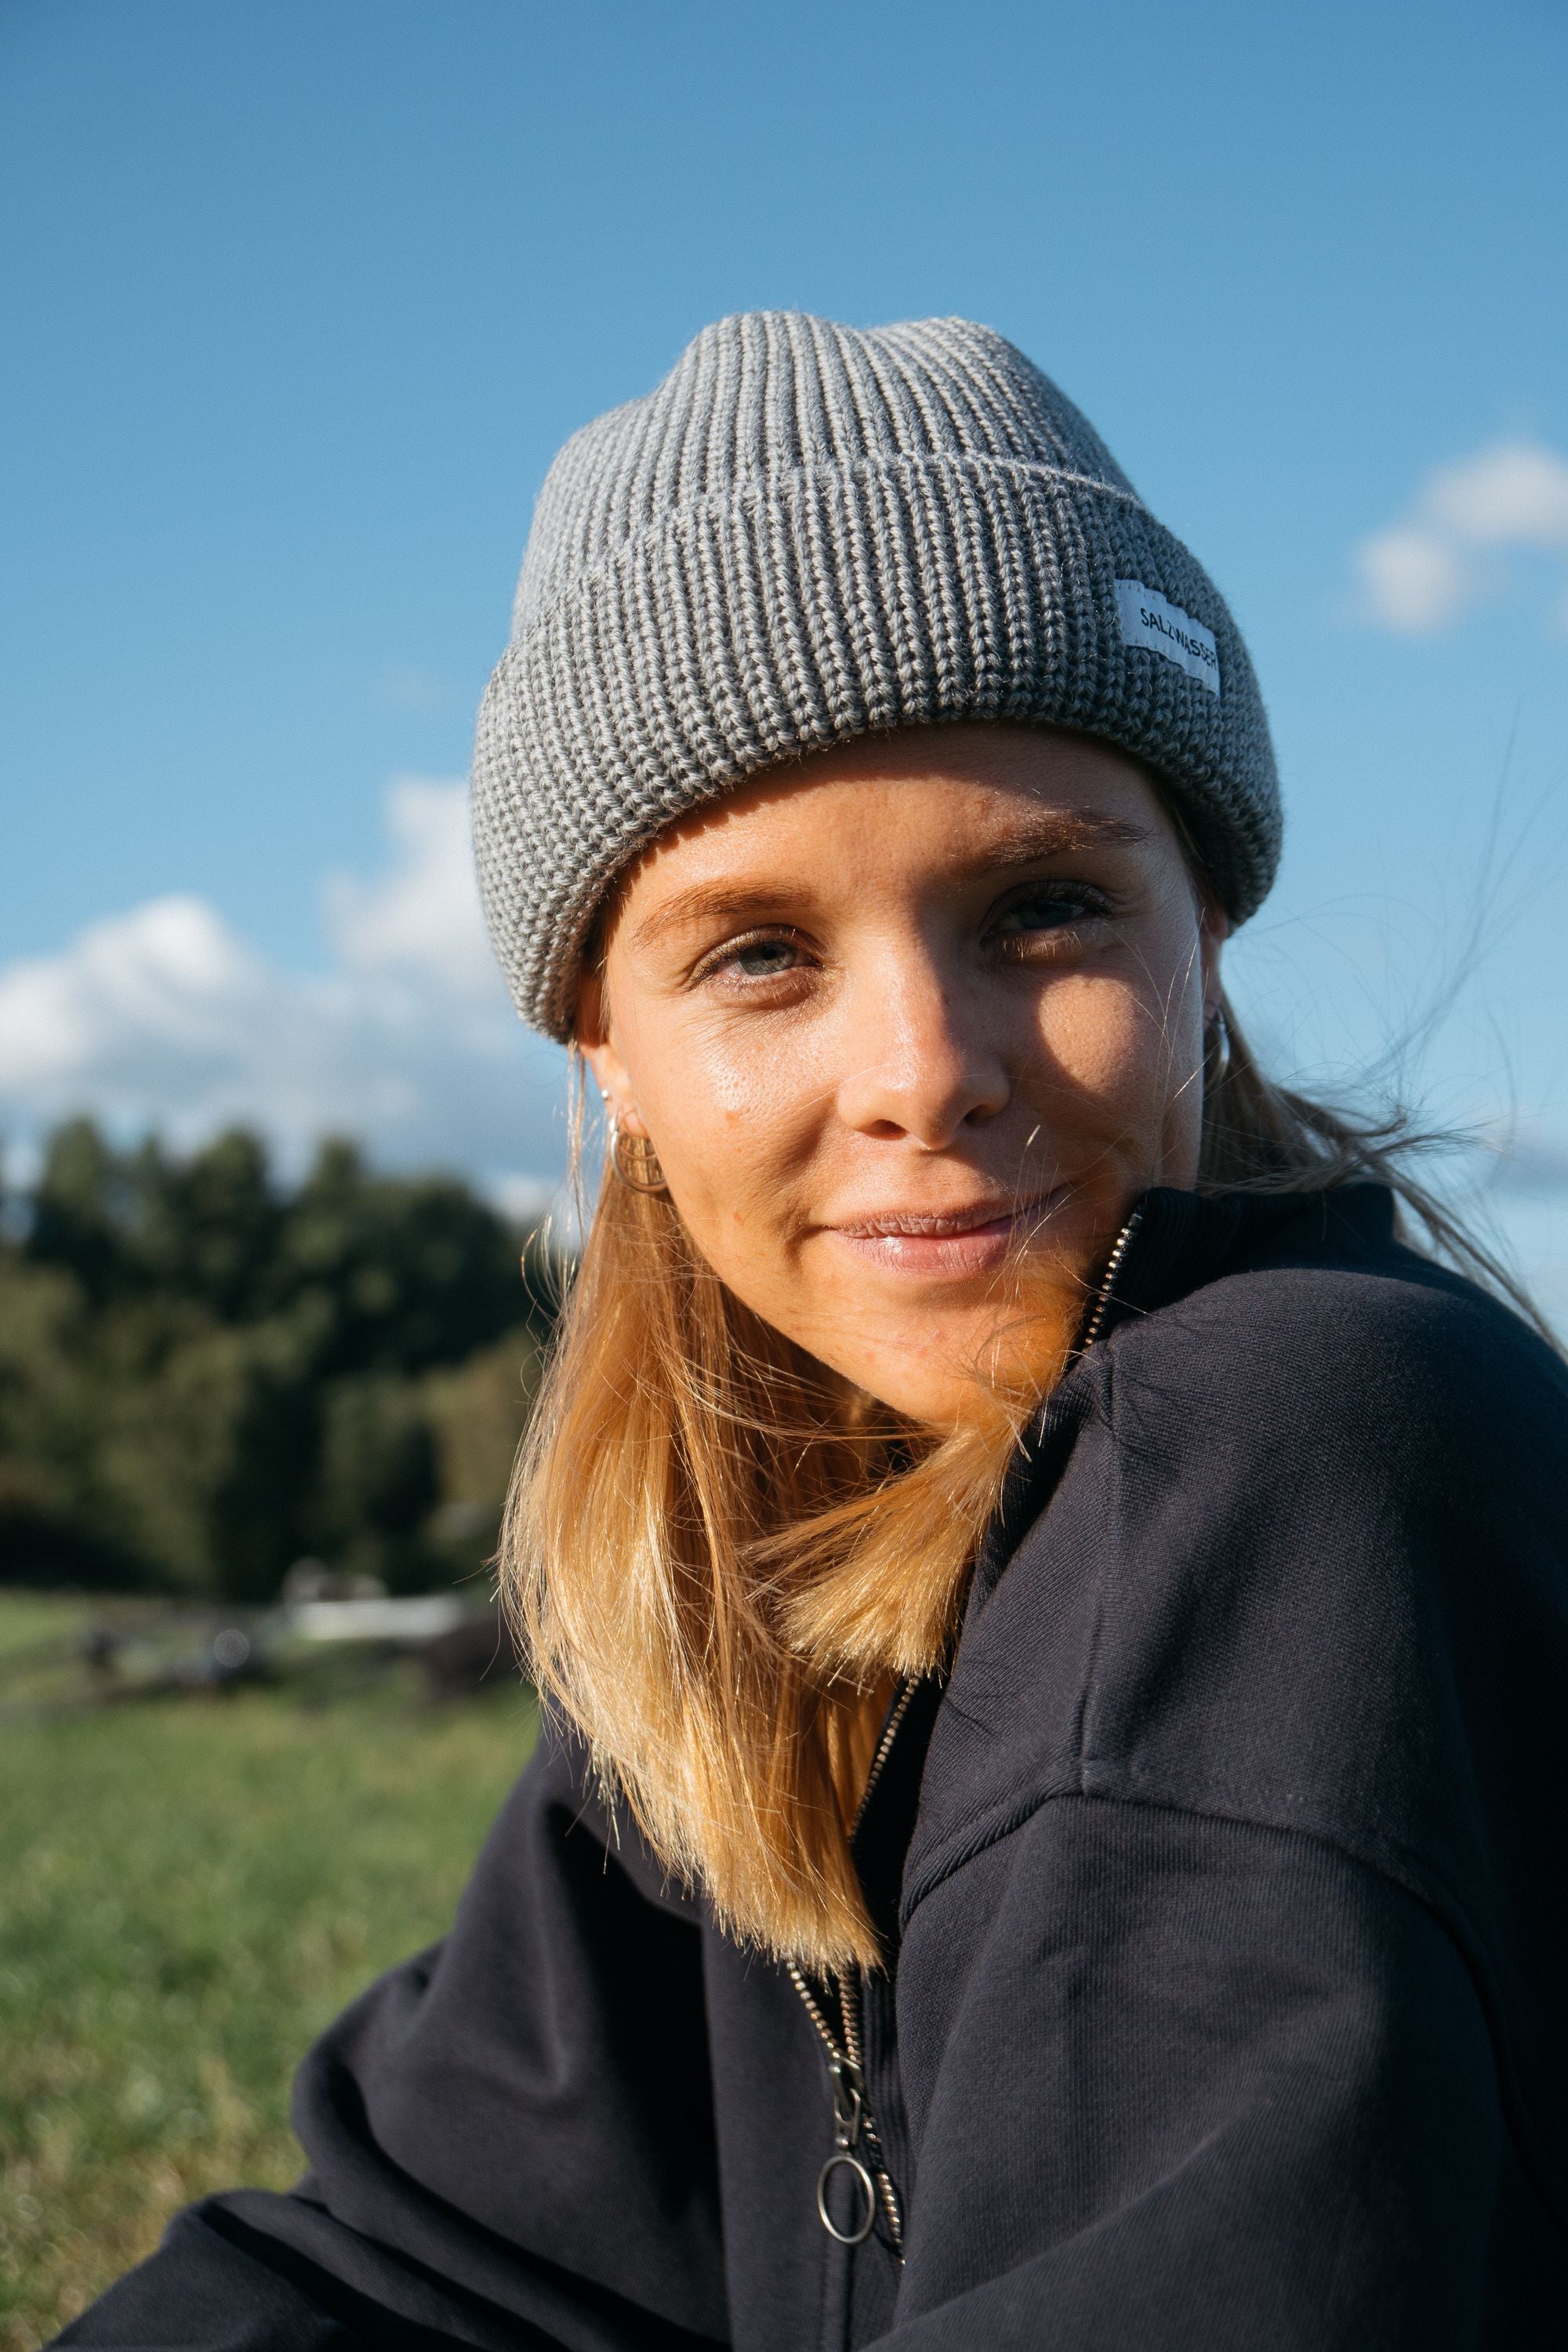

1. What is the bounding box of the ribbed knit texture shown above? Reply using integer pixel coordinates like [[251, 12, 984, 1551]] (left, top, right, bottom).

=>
[[474, 311, 1282, 1039]]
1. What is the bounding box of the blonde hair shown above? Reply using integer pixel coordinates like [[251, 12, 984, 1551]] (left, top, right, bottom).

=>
[[500, 993, 1542, 1974]]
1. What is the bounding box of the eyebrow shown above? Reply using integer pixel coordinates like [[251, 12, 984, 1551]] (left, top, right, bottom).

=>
[[626, 808, 1152, 950]]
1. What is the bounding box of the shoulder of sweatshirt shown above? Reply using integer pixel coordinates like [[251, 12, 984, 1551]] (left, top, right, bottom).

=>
[[1102, 1203, 1567, 1479], [909, 1218, 1568, 1945]]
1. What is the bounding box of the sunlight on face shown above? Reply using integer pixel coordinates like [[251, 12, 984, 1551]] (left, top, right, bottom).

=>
[[579, 726, 1224, 1428]]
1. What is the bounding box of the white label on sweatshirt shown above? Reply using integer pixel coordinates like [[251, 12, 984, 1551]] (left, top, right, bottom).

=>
[[1114, 580, 1221, 696]]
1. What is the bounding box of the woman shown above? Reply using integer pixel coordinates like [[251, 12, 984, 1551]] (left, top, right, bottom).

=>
[[61, 314, 1568, 2349]]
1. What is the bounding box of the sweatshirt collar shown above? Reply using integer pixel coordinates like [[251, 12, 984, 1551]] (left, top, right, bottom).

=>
[[1083, 1181, 1398, 1351]]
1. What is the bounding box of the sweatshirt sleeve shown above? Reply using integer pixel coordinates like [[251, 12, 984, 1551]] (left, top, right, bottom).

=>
[[53, 1732, 730, 2352]]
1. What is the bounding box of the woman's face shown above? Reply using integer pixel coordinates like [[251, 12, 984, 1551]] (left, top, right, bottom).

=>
[[580, 726, 1224, 1428]]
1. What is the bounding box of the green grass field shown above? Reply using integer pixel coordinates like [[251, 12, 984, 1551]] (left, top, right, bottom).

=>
[[0, 1594, 535, 2351]]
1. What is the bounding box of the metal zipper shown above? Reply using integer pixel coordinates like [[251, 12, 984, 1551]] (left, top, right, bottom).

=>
[[786, 1205, 1145, 2263], [853, 1675, 920, 1842], [789, 1678, 917, 2258], [1078, 1204, 1144, 1354]]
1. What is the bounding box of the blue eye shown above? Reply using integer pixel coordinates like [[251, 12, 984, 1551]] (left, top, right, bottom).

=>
[[730, 938, 800, 976], [690, 929, 811, 991], [994, 888, 1092, 934]]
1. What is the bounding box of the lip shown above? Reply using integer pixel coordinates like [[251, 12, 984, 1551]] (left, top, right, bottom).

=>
[[827, 1191, 1069, 1279]]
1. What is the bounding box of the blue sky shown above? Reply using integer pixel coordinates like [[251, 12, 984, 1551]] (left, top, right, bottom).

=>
[[2, 0, 1566, 1293]]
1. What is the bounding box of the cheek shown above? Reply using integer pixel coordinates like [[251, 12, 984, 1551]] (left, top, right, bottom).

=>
[[1033, 964, 1201, 1127], [622, 1013, 824, 1266]]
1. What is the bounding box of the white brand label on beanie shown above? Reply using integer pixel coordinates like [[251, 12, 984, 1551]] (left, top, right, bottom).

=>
[[1114, 581, 1221, 696]]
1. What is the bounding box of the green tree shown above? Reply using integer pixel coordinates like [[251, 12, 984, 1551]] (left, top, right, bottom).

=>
[[1, 1121, 559, 1598]]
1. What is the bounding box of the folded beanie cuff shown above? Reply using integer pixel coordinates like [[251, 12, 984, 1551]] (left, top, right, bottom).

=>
[[474, 394, 1280, 1041]]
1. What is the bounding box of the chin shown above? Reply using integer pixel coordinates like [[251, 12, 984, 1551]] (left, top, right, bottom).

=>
[[837, 1296, 1089, 1430]]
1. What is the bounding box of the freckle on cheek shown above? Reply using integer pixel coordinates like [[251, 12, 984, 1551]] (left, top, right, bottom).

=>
[[713, 1057, 816, 1124]]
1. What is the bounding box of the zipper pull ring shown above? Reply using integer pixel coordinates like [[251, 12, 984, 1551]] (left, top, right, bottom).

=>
[[817, 2151, 877, 2245], [818, 2053, 877, 2240]]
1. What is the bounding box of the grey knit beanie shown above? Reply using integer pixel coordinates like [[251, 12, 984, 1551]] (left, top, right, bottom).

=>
[[474, 311, 1281, 1040]]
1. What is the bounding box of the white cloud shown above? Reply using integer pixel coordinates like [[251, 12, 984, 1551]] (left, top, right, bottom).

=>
[[1355, 525, 1475, 634], [1424, 442, 1568, 548], [0, 779, 571, 1192], [1354, 436, 1568, 636], [325, 776, 500, 997]]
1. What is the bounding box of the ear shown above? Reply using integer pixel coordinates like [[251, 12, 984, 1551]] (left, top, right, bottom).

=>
[[574, 967, 652, 1139]]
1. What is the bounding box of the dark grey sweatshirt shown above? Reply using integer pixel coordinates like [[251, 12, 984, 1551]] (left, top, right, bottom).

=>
[[56, 1186, 1568, 2349]]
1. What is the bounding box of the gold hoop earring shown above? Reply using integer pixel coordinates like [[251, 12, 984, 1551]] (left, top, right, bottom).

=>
[[608, 1115, 670, 1196]]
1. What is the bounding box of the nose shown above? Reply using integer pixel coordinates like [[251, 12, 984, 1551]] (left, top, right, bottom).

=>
[[834, 962, 1011, 1148]]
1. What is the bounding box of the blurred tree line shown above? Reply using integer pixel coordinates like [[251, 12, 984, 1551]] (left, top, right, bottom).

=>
[[0, 1120, 561, 1599]]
